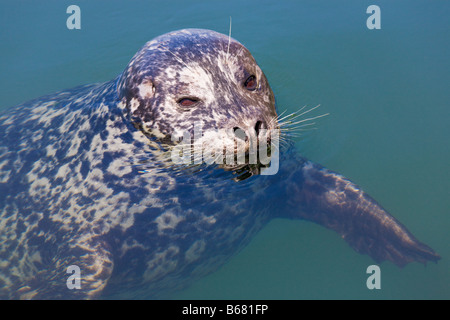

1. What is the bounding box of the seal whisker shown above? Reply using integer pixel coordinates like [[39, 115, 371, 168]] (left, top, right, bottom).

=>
[[281, 131, 309, 137], [276, 107, 307, 123], [267, 109, 286, 128], [278, 105, 321, 124], [280, 113, 329, 128], [164, 48, 195, 72], [277, 105, 328, 142], [279, 122, 317, 130], [276, 105, 315, 123], [273, 132, 290, 147], [279, 125, 320, 136]]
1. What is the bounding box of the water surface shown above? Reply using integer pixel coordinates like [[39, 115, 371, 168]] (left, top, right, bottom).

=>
[[0, 0, 448, 299]]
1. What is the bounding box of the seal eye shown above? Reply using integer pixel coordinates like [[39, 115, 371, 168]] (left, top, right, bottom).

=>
[[178, 98, 199, 108], [244, 75, 257, 91]]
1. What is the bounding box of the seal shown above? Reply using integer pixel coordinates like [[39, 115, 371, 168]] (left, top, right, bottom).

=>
[[0, 29, 440, 299]]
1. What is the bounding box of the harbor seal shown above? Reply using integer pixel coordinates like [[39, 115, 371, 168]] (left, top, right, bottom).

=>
[[0, 29, 440, 299]]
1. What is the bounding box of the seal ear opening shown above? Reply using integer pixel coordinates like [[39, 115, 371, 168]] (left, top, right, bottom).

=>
[[117, 68, 156, 104]]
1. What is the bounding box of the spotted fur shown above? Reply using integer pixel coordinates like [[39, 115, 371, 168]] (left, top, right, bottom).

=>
[[0, 29, 439, 299]]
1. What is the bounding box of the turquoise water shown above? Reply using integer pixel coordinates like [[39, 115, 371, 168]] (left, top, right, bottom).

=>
[[0, 0, 448, 299]]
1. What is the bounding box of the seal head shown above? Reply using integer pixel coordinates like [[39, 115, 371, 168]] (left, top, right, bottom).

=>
[[117, 29, 277, 156]]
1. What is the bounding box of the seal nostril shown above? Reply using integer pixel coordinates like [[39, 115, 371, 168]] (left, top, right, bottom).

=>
[[255, 121, 265, 136], [234, 127, 247, 141]]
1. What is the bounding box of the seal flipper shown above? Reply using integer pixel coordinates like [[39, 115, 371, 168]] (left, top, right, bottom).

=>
[[12, 239, 113, 300], [283, 160, 440, 267]]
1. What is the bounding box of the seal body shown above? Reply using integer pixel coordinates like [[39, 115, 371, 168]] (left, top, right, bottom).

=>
[[0, 29, 440, 299]]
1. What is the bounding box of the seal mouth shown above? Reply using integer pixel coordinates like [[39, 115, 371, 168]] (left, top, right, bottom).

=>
[[218, 147, 276, 181], [189, 127, 278, 180]]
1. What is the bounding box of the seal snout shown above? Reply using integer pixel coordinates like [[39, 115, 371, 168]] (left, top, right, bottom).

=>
[[233, 120, 269, 142]]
